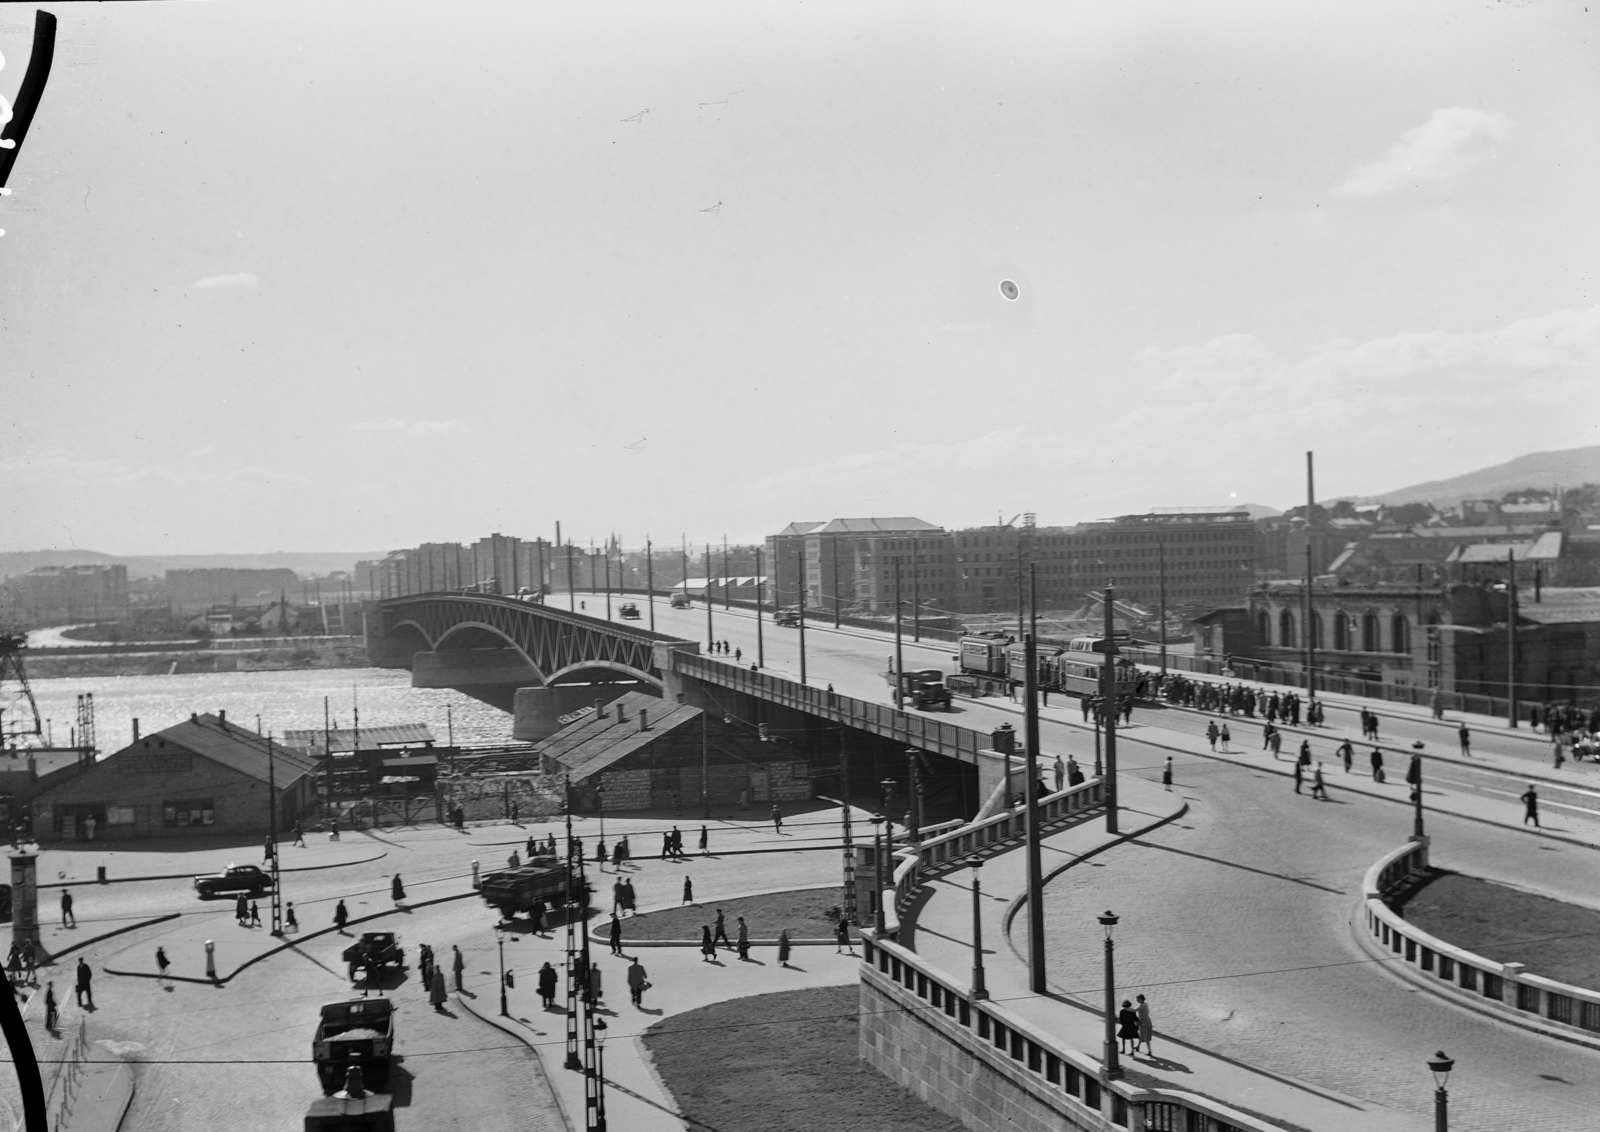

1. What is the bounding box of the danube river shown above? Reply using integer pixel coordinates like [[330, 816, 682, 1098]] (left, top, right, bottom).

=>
[[24, 668, 513, 750]]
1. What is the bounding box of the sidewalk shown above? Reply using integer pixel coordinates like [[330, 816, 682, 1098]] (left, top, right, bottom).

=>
[[37, 836, 385, 888], [909, 777, 1425, 1132]]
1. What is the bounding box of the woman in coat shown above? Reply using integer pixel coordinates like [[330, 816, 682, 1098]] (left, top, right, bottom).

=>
[[429, 966, 448, 1011], [391, 874, 406, 903], [1136, 994, 1153, 1055], [777, 929, 792, 967], [1117, 999, 1140, 1054], [736, 917, 750, 961], [700, 925, 716, 962], [537, 962, 558, 1009]]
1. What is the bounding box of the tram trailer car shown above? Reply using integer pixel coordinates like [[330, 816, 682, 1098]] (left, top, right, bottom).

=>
[[957, 633, 1013, 677]]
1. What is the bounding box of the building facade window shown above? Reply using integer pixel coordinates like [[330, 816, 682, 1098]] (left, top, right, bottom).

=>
[[1391, 615, 1410, 654], [1333, 613, 1350, 651], [164, 799, 215, 828], [1361, 613, 1380, 653], [1279, 609, 1296, 648]]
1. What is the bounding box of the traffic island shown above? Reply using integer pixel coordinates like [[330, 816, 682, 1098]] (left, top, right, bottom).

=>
[[592, 885, 858, 948]]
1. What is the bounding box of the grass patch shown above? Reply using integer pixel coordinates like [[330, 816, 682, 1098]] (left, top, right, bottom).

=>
[[1397, 871, 1600, 989], [616, 886, 858, 941], [643, 984, 966, 1132]]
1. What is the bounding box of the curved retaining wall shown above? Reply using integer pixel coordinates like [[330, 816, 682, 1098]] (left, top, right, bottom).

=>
[[1361, 839, 1600, 1045]]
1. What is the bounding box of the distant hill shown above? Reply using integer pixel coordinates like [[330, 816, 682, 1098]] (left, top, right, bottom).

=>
[[1237, 502, 1283, 519], [0, 550, 386, 581], [1372, 445, 1600, 507]]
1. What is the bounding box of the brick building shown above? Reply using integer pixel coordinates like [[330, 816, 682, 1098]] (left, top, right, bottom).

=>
[[767, 518, 949, 617]]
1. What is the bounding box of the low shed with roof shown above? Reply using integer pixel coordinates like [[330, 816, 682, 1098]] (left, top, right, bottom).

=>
[[537, 691, 813, 812], [29, 712, 315, 842]]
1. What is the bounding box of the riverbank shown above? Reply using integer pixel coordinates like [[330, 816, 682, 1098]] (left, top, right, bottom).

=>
[[25, 639, 372, 679]]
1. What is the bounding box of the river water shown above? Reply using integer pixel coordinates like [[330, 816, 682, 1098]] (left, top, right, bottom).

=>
[[23, 668, 514, 751]]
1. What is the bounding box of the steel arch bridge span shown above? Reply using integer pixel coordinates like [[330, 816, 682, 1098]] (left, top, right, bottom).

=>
[[373, 592, 684, 686]]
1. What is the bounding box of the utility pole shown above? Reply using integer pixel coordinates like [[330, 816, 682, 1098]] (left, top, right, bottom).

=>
[[603, 541, 612, 620], [267, 732, 283, 936], [646, 539, 655, 632], [1102, 585, 1119, 834], [832, 534, 842, 629], [893, 561, 904, 710], [755, 546, 766, 669], [1304, 451, 1316, 704], [705, 544, 715, 649], [701, 709, 710, 819], [912, 535, 921, 643], [840, 715, 856, 924], [723, 536, 730, 611], [798, 544, 808, 685], [1158, 541, 1168, 677], [1507, 547, 1518, 728], [680, 537, 689, 605], [1022, 631, 1045, 993]]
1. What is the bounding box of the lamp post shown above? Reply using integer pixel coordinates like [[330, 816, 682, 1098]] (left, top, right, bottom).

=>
[[1409, 754, 1425, 842], [497, 926, 508, 1016], [596, 786, 607, 872], [904, 750, 921, 842], [968, 857, 987, 999], [881, 777, 896, 827], [870, 816, 886, 933], [1428, 1050, 1453, 1132], [1092, 706, 1102, 778], [593, 1019, 610, 1131], [1099, 910, 1121, 1081]]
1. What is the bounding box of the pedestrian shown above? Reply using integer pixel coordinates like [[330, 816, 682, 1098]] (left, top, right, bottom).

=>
[[43, 983, 57, 1031], [538, 961, 558, 1009], [1205, 721, 1218, 751], [1293, 759, 1304, 795], [74, 958, 93, 1009], [429, 966, 448, 1011], [1553, 737, 1567, 770], [612, 879, 626, 915], [736, 916, 750, 960], [1369, 714, 1380, 741], [1311, 763, 1328, 800], [1269, 730, 1283, 758], [264, 833, 275, 863], [1298, 740, 1311, 769], [452, 944, 465, 991], [660, 833, 672, 860], [836, 918, 853, 955], [419, 943, 433, 990], [627, 955, 648, 1007], [713, 909, 731, 949], [249, 900, 262, 927], [1053, 756, 1065, 792], [621, 878, 636, 915], [155, 946, 170, 980], [588, 963, 603, 1006], [1219, 724, 1231, 752], [1458, 725, 1471, 758], [1117, 999, 1139, 1054], [611, 841, 624, 868], [1261, 723, 1275, 750], [682, 876, 694, 905], [334, 899, 350, 934], [735, 648, 742, 663], [1370, 747, 1385, 783], [1521, 784, 1540, 827], [609, 913, 624, 956], [1136, 993, 1153, 1055], [392, 874, 406, 903], [670, 827, 684, 858], [329, 817, 340, 842], [699, 825, 709, 855], [293, 821, 305, 847], [771, 805, 783, 834], [1338, 739, 1354, 774], [1161, 757, 1173, 791], [21, 939, 35, 981], [236, 893, 249, 926], [777, 929, 792, 968], [595, 839, 607, 865], [701, 925, 716, 962], [508, 850, 521, 869], [60, 889, 74, 929], [1430, 688, 1443, 720], [285, 901, 298, 931], [534, 900, 548, 936], [1067, 757, 1084, 787]]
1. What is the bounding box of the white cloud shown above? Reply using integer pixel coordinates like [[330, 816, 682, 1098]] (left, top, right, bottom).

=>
[[1334, 107, 1510, 198], [192, 272, 259, 289], [351, 418, 466, 437]]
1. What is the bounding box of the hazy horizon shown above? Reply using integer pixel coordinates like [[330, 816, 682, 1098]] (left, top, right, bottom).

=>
[[4, 1, 1596, 555]]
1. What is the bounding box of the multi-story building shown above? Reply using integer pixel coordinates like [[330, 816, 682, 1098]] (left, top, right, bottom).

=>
[[376, 536, 555, 598], [165, 568, 297, 616], [3, 564, 129, 625], [767, 518, 949, 616]]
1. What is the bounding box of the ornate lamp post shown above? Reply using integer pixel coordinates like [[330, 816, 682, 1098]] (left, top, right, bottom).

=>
[[1409, 753, 1425, 842], [1428, 1051, 1454, 1132], [870, 816, 886, 933], [496, 925, 508, 1017], [968, 857, 987, 999], [1099, 910, 1121, 1081], [593, 1019, 610, 1131], [904, 751, 922, 842]]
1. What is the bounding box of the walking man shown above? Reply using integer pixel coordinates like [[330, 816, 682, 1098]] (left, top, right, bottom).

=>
[[392, 874, 406, 904], [1205, 720, 1218, 751], [43, 983, 57, 1032], [736, 916, 750, 961], [236, 893, 250, 926], [292, 821, 305, 847], [1370, 747, 1385, 783], [1053, 755, 1066, 792], [836, 917, 853, 955], [713, 908, 731, 949], [627, 955, 648, 1008], [334, 899, 350, 934], [1337, 739, 1354, 774], [429, 966, 448, 1012], [1219, 724, 1231, 753], [155, 947, 170, 981], [60, 889, 74, 929], [249, 900, 262, 927], [771, 805, 783, 835], [74, 958, 93, 1009], [329, 817, 340, 841], [1311, 763, 1328, 800], [1293, 759, 1304, 795], [609, 913, 624, 956], [452, 944, 465, 991], [1161, 757, 1173, 791], [1458, 724, 1471, 758], [1521, 784, 1541, 827], [538, 961, 558, 1009]]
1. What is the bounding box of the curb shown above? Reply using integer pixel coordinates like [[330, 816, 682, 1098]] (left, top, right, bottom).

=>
[[103, 890, 477, 985], [586, 882, 851, 948], [39, 848, 390, 890], [453, 989, 578, 1132], [1346, 900, 1600, 1053], [40, 912, 182, 965]]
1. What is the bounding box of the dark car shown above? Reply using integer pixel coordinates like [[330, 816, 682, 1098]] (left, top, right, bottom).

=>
[[193, 863, 273, 898]]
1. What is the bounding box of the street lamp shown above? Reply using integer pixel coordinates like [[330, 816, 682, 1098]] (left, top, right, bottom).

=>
[[870, 816, 886, 933], [904, 750, 922, 842], [596, 785, 607, 872], [1409, 754, 1425, 842], [1428, 1051, 1453, 1132], [1099, 910, 1122, 1081], [968, 857, 987, 999], [594, 1018, 610, 1131], [1092, 706, 1103, 778], [496, 926, 508, 1017]]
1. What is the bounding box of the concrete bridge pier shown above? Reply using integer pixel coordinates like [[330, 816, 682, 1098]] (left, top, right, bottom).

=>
[[511, 684, 641, 743], [412, 648, 543, 712]]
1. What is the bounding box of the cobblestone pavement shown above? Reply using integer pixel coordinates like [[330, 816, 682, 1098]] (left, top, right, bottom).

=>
[[1028, 738, 1600, 1132]]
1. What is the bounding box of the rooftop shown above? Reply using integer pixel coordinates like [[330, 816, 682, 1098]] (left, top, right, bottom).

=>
[[535, 691, 701, 781], [129, 713, 316, 784]]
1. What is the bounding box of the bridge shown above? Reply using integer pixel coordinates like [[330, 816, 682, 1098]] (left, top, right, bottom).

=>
[[368, 592, 1016, 807]]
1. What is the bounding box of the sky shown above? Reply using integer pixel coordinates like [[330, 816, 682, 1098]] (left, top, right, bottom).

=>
[[2, 0, 1597, 555]]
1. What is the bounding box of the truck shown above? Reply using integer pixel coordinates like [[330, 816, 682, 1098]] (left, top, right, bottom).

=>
[[479, 860, 590, 922], [193, 863, 274, 899], [619, 602, 640, 620], [312, 997, 395, 1094], [886, 667, 954, 710], [670, 592, 693, 609], [774, 607, 801, 627], [341, 932, 404, 981]]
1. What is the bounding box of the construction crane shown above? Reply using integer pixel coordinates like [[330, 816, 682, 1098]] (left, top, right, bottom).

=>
[[0, 632, 43, 749]]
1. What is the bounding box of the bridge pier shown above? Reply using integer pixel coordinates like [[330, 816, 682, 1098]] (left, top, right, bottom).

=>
[[511, 684, 641, 743], [412, 648, 543, 713]]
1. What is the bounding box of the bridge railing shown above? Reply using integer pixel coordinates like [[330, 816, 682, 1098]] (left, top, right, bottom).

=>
[[674, 653, 996, 765]]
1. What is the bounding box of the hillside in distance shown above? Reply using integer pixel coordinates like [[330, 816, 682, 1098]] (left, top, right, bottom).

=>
[[0, 550, 386, 581], [1371, 445, 1600, 507]]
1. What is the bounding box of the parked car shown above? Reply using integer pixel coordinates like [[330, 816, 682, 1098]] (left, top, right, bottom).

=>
[[193, 864, 273, 899]]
